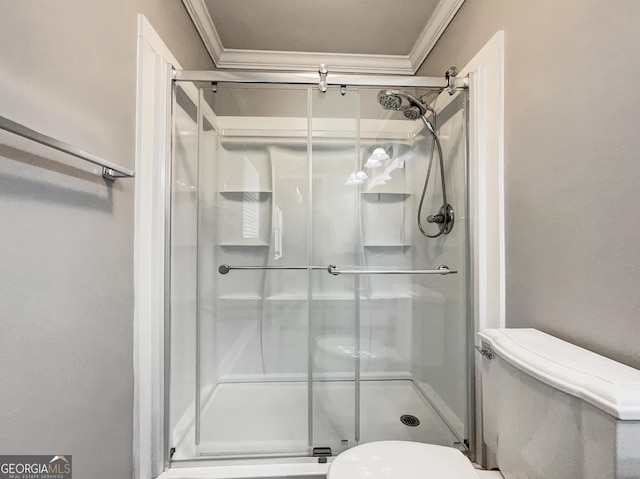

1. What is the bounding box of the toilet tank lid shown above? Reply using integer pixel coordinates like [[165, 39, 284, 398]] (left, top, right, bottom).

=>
[[478, 328, 640, 420]]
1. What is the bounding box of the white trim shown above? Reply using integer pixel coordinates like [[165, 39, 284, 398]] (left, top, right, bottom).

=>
[[139, 16, 181, 67], [181, 0, 465, 74], [408, 0, 467, 70], [181, 0, 224, 62], [134, 15, 182, 479], [460, 31, 505, 333], [215, 50, 414, 75], [458, 30, 504, 467]]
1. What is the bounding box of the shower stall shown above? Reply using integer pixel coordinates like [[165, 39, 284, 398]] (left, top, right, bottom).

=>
[[168, 72, 470, 464]]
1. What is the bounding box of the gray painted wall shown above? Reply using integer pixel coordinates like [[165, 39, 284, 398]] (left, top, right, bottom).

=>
[[0, 2, 212, 478], [419, 0, 640, 368]]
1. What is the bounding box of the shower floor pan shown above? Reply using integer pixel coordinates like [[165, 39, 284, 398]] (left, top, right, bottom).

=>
[[174, 379, 459, 459]]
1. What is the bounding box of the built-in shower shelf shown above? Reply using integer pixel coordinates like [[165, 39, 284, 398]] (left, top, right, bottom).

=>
[[265, 294, 305, 301], [215, 293, 414, 301], [368, 293, 413, 300], [312, 293, 366, 300], [217, 242, 270, 247], [362, 192, 410, 198], [219, 190, 272, 199], [363, 244, 411, 248], [217, 293, 390, 301], [218, 294, 263, 300], [265, 293, 367, 301]]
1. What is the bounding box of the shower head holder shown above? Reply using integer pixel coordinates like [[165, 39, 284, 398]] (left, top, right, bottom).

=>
[[426, 203, 455, 234]]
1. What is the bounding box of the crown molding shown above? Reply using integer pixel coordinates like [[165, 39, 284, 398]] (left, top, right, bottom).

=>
[[182, 0, 465, 75], [182, 0, 224, 61], [408, 0, 466, 70], [216, 50, 414, 75]]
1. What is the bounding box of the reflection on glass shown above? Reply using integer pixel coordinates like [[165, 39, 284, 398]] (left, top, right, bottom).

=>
[[364, 147, 389, 168], [345, 170, 368, 185]]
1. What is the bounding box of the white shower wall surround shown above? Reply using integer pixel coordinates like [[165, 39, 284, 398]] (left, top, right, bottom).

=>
[[169, 85, 470, 461], [213, 143, 417, 380]]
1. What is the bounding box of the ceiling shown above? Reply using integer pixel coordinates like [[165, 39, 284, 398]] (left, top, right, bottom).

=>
[[182, 0, 465, 74]]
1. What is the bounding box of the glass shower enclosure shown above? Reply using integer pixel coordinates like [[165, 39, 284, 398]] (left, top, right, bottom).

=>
[[168, 78, 470, 461]]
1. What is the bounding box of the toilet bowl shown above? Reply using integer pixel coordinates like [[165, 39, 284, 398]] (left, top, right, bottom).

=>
[[327, 440, 479, 479]]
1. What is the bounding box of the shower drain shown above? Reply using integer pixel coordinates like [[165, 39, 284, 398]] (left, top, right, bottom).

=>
[[400, 414, 420, 427]]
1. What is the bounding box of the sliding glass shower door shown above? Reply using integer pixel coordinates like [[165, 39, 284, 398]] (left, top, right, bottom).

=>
[[308, 88, 359, 455], [168, 81, 470, 460], [197, 85, 315, 457], [355, 87, 470, 448]]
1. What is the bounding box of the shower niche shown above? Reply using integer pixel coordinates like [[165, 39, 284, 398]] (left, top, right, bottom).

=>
[[169, 83, 469, 461]]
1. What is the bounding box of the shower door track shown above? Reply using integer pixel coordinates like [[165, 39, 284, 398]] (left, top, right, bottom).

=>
[[174, 70, 468, 91]]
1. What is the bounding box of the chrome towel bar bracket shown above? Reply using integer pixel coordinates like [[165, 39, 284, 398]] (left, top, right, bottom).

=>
[[0, 115, 135, 182]]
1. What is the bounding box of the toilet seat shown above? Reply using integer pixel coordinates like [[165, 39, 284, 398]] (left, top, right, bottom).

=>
[[328, 441, 479, 479]]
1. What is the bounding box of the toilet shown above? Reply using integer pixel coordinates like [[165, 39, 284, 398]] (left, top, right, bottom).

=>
[[327, 328, 640, 479]]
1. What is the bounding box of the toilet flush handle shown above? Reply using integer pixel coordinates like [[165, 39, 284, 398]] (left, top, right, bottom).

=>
[[475, 345, 494, 360]]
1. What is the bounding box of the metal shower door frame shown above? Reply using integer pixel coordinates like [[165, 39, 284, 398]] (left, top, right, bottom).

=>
[[169, 70, 474, 463], [174, 70, 467, 90]]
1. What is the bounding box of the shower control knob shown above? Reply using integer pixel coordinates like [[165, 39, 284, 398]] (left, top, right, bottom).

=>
[[425, 204, 454, 235]]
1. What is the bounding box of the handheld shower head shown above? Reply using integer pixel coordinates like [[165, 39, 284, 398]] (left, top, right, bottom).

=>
[[375, 88, 452, 238], [377, 91, 403, 110], [377, 89, 432, 120], [403, 106, 424, 120]]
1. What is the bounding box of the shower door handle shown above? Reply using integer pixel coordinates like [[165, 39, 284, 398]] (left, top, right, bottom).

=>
[[219, 264, 457, 276], [327, 265, 457, 276]]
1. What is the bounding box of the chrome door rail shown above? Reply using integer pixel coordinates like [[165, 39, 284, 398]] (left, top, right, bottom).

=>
[[174, 70, 467, 90], [327, 265, 456, 275], [218, 264, 456, 275], [218, 264, 326, 275], [0, 116, 135, 181]]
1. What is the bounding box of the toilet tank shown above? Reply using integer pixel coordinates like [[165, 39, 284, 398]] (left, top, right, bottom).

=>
[[478, 328, 640, 479]]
